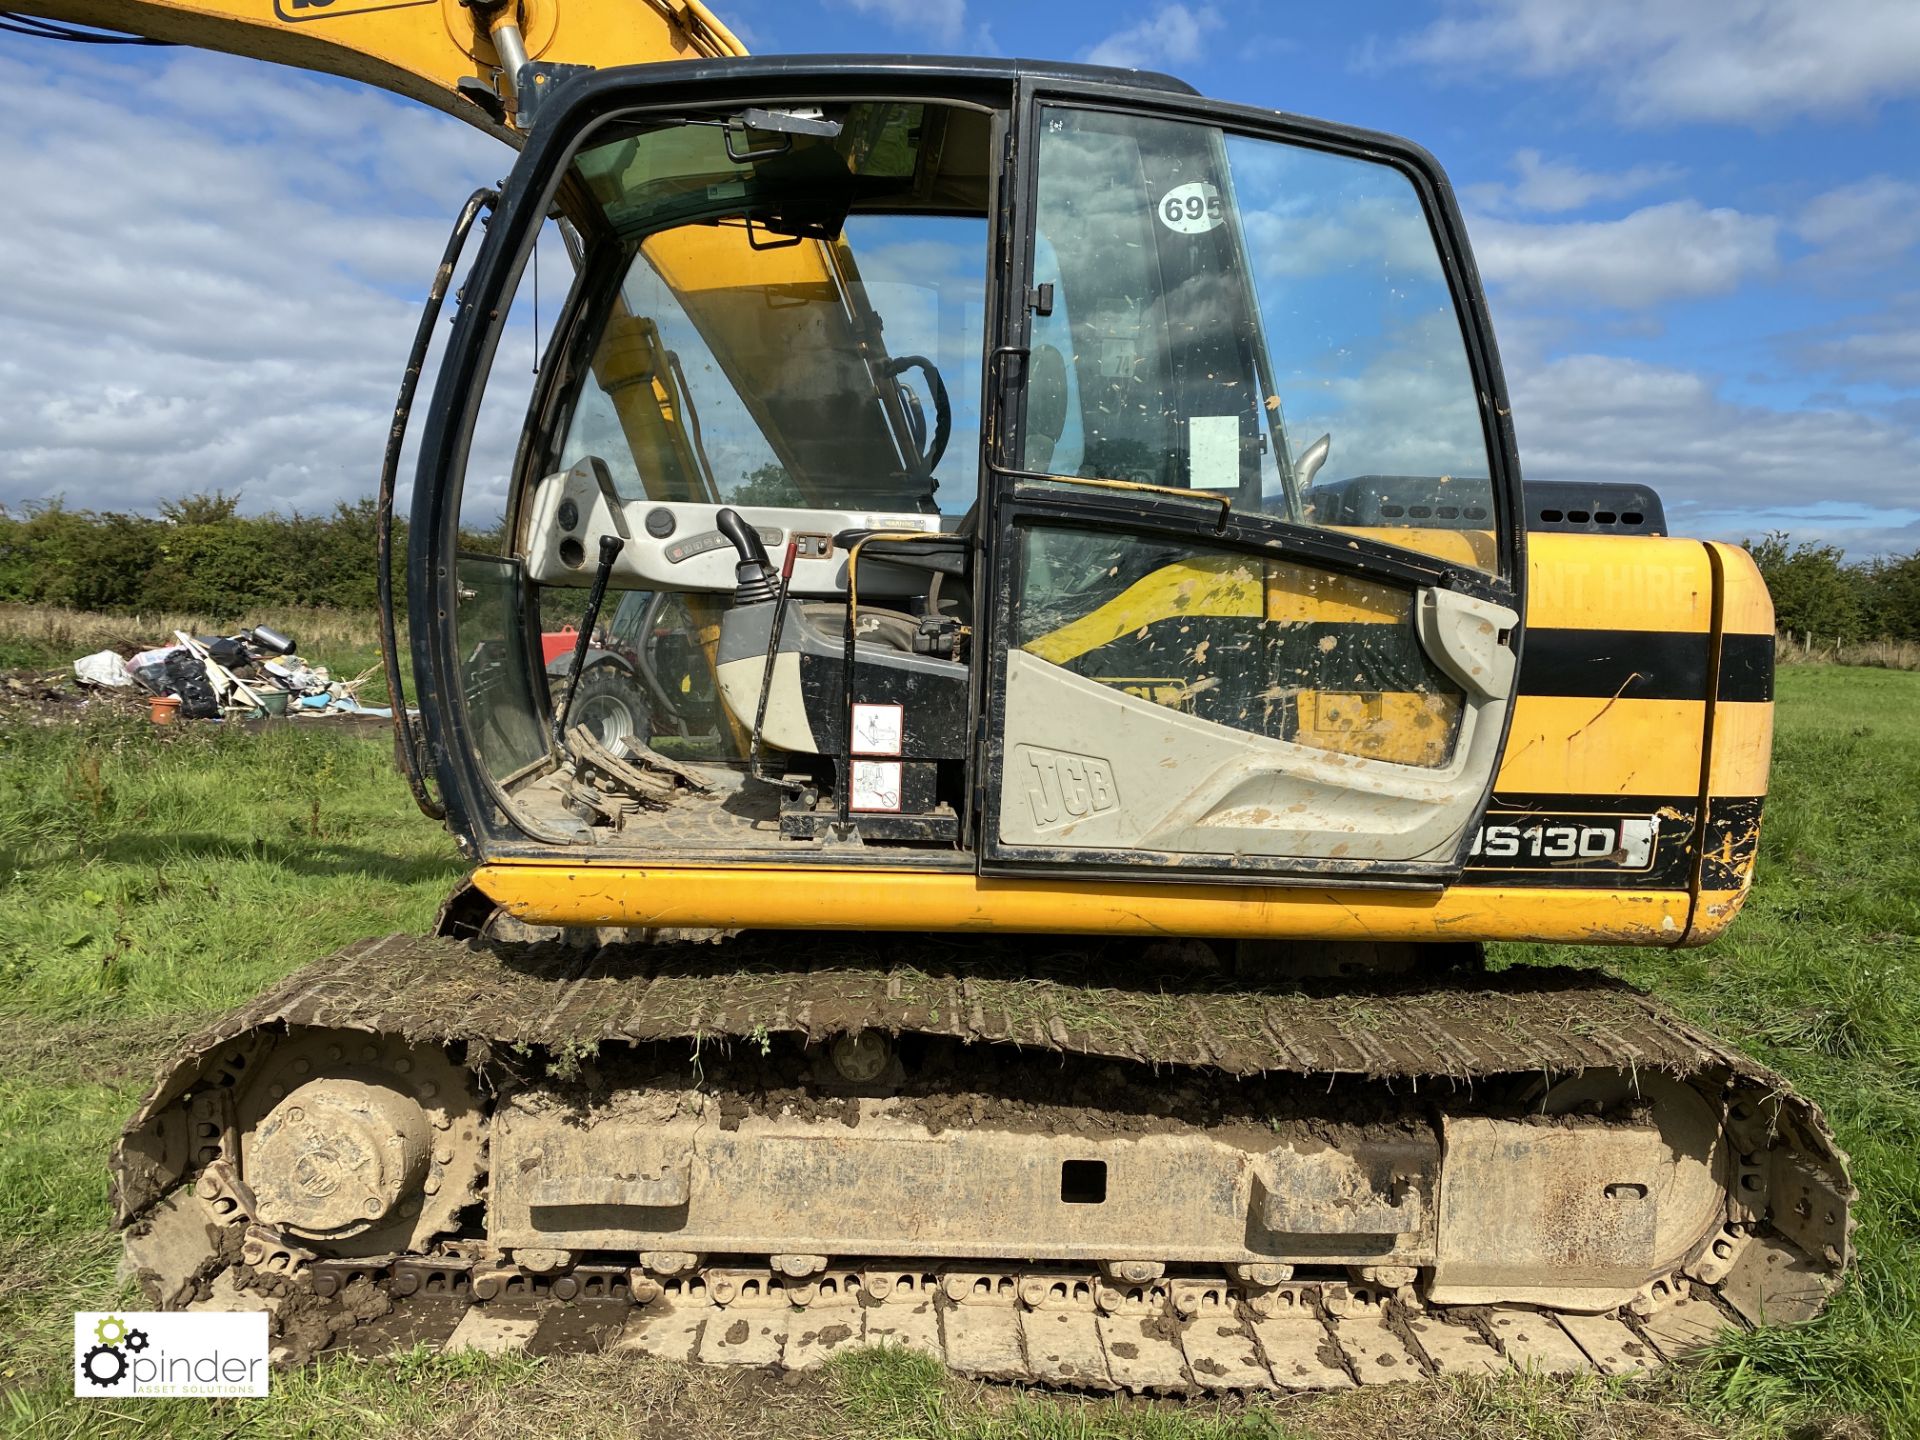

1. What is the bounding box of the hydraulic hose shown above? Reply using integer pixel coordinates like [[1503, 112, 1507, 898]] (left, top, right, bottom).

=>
[[378, 186, 496, 822]]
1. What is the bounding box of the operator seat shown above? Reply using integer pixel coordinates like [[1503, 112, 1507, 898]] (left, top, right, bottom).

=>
[[712, 512, 971, 763], [708, 335, 1075, 766]]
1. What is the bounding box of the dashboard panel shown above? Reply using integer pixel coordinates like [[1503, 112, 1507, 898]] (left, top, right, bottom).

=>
[[521, 462, 949, 597]]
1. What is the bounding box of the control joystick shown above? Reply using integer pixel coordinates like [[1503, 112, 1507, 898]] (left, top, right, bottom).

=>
[[715, 507, 777, 605]]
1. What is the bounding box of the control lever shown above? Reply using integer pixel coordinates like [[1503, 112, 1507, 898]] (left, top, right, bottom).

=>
[[553, 532, 626, 749], [715, 507, 777, 605], [748, 540, 800, 785]]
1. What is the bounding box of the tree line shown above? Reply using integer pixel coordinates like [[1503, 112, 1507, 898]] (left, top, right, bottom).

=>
[[0, 495, 499, 618], [1745, 533, 1920, 645], [3, 496, 1917, 642]]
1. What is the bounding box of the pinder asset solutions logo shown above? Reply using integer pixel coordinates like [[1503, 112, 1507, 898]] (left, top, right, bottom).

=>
[[74, 1311, 269, 1398]]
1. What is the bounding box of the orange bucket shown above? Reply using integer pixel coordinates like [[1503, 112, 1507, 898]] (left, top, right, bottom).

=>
[[149, 694, 182, 725]]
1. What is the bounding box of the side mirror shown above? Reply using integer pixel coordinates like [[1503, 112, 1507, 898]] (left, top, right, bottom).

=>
[[1296, 433, 1332, 489], [1026, 344, 1071, 471]]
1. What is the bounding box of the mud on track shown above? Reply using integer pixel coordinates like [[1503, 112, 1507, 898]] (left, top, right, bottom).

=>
[[125, 930, 1753, 1126], [110, 930, 1853, 1394]]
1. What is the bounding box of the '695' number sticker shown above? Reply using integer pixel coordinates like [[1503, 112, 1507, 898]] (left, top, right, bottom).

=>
[[1159, 181, 1224, 234], [1469, 815, 1658, 870]]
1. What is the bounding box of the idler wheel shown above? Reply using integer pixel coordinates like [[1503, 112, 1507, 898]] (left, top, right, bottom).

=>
[[249, 1077, 431, 1238], [234, 1029, 484, 1259]]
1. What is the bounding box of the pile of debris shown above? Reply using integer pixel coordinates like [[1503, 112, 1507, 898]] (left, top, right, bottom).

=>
[[71, 626, 397, 722]]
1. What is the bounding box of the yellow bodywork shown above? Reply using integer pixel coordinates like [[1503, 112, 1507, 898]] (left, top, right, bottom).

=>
[[1, 0, 1773, 951], [474, 864, 1695, 943], [474, 532, 1777, 948]]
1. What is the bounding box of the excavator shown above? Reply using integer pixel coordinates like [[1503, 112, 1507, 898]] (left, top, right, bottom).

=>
[[9, 0, 1854, 1393]]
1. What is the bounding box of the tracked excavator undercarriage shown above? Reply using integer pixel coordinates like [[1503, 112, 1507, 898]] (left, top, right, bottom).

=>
[[115, 929, 1851, 1391]]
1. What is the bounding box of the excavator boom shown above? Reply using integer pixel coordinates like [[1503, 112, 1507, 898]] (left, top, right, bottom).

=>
[[10, 0, 743, 137]]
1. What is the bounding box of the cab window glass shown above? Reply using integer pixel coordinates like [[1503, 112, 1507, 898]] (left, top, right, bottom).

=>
[[546, 104, 991, 520], [555, 213, 984, 518], [1026, 107, 1499, 572], [1017, 526, 1465, 768]]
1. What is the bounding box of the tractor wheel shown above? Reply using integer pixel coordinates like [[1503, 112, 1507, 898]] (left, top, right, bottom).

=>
[[564, 664, 647, 750]]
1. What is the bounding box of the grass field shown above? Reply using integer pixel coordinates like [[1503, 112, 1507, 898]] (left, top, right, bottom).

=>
[[0, 664, 1914, 1438]]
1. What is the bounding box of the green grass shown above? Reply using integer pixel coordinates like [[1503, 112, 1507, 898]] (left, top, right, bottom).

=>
[[0, 708, 466, 1421], [0, 664, 1915, 1437], [0, 710, 458, 1022], [1497, 664, 1920, 1436]]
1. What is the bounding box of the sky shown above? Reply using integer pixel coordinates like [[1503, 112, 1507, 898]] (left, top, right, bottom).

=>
[[1, 0, 1917, 554]]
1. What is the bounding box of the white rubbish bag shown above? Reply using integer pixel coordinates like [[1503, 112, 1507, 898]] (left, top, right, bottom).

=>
[[73, 650, 133, 688]]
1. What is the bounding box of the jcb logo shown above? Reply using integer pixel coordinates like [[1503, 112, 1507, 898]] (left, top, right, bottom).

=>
[[1018, 746, 1119, 830], [273, 0, 435, 23]]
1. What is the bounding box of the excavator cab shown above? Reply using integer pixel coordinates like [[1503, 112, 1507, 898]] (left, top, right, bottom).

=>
[[409, 58, 1526, 889]]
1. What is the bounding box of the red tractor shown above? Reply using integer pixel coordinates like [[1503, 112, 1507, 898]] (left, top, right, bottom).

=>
[[541, 590, 719, 750]]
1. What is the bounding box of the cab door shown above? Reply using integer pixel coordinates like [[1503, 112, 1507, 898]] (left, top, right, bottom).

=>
[[982, 89, 1525, 882]]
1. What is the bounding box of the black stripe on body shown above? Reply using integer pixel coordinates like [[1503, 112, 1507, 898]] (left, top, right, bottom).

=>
[[1519, 629, 1708, 701], [1518, 628, 1773, 703], [1716, 632, 1774, 703]]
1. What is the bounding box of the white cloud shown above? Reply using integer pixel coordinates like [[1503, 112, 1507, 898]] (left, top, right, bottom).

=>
[[1508, 353, 1920, 552], [1242, 192, 1440, 280], [1794, 177, 1920, 269], [1791, 294, 1920, 387], [1399, 0, 1920, 126], [833, 0, 967, 47], [1470, 149, 1684, 214], [1291, 309, 1491, 490], [1805, 327, 1920, 388], [1082, 4, 1222, 72], [1470, 201, 1780, 308], [0, 49, 501, 520]]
